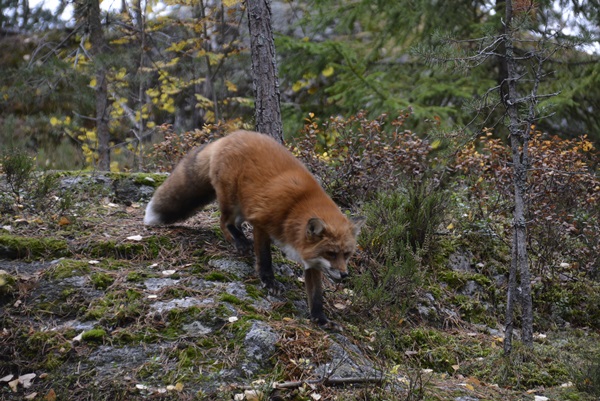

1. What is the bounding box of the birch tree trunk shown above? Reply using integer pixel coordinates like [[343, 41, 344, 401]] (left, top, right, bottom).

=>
[[246, 0, 284, 143]]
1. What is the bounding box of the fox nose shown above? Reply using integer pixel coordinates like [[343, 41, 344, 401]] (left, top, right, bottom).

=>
[[340, 271, 348, 280]]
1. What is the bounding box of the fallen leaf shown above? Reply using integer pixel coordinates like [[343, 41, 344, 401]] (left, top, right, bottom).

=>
[[311, 393, 322, 400], [44, 388, 57, 401], [333, 303, 346, 310], [19, 373, 36, 388], [127, 235, 143, 241], [88, 260, 101, 265], [175, 382, 184, 392], [58, 216, 70, 226], [233, 394, 244, 401], [244, 389, 264, 401], [467, 377, 481, 386], [24, 392, 37, 400], [228, 316, 239, 323], [72, 331, 84, 343], [162, 270, 176, 276], [534, 396, 549, 401], [452, 364, 460, 371], [0, 374, 14, 383], [8, 379, 19, 392]]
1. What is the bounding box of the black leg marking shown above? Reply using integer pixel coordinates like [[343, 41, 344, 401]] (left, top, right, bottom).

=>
[[226, 224, 253, 254], [254, 228, 279, 293]]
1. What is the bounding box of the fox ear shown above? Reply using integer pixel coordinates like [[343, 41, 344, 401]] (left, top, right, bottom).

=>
[[350, 216, 366, 236], [306, 217, 326, 239]]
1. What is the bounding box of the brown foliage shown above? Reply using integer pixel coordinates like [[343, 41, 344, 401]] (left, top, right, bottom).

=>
[[455, 130, 600, 278], [291, 111, 439, 207]]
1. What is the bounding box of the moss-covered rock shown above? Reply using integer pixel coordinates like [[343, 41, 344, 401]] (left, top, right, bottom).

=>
[[0, 234, 70, 260]]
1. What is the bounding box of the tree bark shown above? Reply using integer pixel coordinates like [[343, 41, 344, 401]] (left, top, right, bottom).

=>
[[246, 0, 284, 143], [502, 0, 534, 352], [87, 0, 111, 171]]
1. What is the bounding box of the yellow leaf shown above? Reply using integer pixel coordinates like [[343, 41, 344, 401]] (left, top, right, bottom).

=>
[[225, 80, 238, 92], [147, 121, 156, 128], [292, 81, 303, 92], [223, 0, 241, 7], [465, 383, 474, 391], [89, 78, 97, 88], [322, 65, 334, 77], [447, 223, 454, 230], [174, 382, 184, 392], [582, 140, 593, 152], [50, 117, 59, 126], [431, 139, 441, 149]]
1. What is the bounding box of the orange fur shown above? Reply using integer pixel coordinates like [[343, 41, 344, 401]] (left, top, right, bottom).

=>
[[145, 130, 364, 329]]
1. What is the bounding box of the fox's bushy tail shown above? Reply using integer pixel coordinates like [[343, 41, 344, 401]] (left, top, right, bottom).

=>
[[144, 144, 216, 225]]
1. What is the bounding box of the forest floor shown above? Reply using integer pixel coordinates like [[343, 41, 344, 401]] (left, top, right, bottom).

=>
[[0, 172, 599, 401]]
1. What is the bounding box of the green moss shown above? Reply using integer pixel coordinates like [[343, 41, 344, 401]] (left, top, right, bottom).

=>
[[0, 234, 70, 260], [82, 328, 107, 343], [87, 236, 172, 260], [48, 259, 90, 279], [91, 272, 115, 290], [0, 271, 18, 300], [126, 271, 145, 282], [244, 283, 263, 300], [204, 271, 231, 282], [451, 294, 491, 324], [220, 293, 244, 305]]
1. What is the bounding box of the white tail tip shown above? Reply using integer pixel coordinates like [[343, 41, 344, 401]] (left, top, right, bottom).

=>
[[143, 199, 163, 225]]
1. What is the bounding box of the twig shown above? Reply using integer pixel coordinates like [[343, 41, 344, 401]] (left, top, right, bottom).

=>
[[237, 376, 385, 391]]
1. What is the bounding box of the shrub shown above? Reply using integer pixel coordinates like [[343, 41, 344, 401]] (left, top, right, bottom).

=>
[[0, 148, 68, 218], [454, 131, 600, 279], [350, 182, 446, 314], [148, 119, 243, 172], [292, 111, 440, 207]]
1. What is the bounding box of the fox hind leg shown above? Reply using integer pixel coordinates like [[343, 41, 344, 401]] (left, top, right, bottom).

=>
[[218, 200, 252, 254]]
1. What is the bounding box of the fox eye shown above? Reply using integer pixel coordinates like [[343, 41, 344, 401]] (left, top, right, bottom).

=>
[[343, 252, 352, 259], [326, 251, 338, 260]]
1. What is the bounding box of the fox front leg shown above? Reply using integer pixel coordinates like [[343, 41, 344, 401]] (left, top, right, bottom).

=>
[[304, 268, 342, 331]]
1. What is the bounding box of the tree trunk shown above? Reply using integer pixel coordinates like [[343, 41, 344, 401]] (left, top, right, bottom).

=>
[[246, 0, 284, 143], [502, 0, 534, 351], [88, 0, 111, 171]]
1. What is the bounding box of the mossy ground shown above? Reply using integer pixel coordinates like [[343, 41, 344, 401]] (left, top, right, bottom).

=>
[[0, 172, 599, 400]]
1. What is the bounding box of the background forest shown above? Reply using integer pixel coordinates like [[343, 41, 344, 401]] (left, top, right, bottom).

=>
[[1, 0, 599, 170], [1, 0, 600, 400]]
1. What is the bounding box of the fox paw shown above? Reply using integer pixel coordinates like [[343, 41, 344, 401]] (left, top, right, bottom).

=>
[[264, 280, 285, 296], [233, 237, 253, 255], [312, 317, 343, 332]]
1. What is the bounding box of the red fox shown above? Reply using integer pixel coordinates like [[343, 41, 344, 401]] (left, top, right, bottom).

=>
[[144, 130, 365, 329]]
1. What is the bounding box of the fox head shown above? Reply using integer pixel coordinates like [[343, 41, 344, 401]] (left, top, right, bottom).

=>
[[299, 216, 366, 281]]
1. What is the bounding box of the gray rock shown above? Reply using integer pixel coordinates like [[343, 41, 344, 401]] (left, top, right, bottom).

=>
[[144, 277, 180, 292], [209, 259, 254, 279], [448, 249, 473, 272], [315, 334, 381, 380], [183, 321, 213, 337], [244, 320, 279, 363], [149, 297, 213, 313]]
